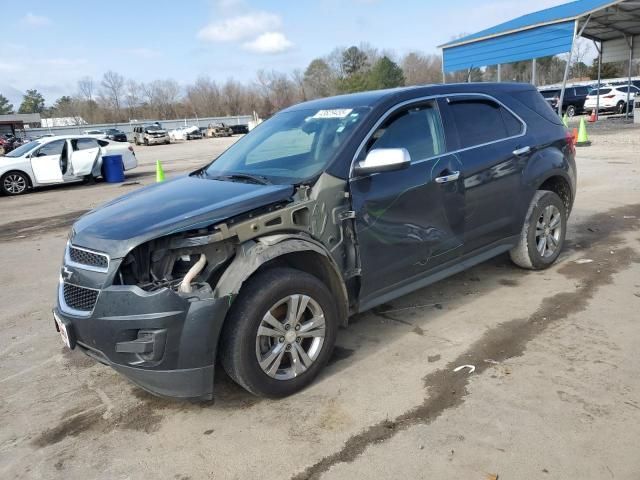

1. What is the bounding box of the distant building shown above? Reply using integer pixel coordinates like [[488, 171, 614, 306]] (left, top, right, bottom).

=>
[[0, 113, 41, 137], [41, 116, 88, 127]]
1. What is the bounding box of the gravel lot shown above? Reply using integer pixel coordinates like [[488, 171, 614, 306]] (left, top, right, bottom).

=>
[[1, 128, 640, 480]]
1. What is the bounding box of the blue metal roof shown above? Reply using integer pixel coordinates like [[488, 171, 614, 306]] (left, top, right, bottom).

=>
[[443, 21, 575, 73], [440, 0, 621, 48]]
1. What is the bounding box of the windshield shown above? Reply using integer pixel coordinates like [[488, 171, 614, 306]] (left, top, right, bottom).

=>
[[146, 125, 163, 131], [3, 140, 40, 158], [203, 107, 369, 184]]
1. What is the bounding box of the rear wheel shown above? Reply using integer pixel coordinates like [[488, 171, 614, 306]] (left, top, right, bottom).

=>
[[616, 101, 626, 114], [220, 267, 338, 397], [565, 105, 576, 117], [1, 171, 29, 195], [510, 190, 566, 270]]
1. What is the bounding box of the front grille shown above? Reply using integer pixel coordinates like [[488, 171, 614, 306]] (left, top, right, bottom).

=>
[[68, 246, 108, 270], [63, 283, 99, 312]]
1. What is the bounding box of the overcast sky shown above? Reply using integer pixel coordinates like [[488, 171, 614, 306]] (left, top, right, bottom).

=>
[[0, 0, 575, 105]]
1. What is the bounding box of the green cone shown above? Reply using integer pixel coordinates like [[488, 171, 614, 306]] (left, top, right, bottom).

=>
[[576, 117, 591, 147], [156, 160, 166, 182]]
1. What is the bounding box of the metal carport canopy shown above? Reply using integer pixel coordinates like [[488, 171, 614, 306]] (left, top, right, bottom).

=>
[[439, 0, 640, 74]]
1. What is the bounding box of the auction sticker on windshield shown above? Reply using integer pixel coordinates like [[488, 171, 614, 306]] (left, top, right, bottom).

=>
[[312, 109, 353, 119]]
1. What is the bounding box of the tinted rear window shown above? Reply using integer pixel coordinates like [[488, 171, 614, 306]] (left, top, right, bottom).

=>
[[448, 99, 520, 148], [575, 87, 590, 95], [540, 90, 559, 98], [511, 90, 562, 125]]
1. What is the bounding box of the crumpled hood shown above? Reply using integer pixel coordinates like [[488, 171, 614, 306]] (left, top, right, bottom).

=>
[[72, 175, 294, 258]]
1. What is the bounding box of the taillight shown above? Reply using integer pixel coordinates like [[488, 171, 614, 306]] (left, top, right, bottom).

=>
[[128, 146, 134, 152], [603, 94, 615, 99], [565, 131, 576, 154]]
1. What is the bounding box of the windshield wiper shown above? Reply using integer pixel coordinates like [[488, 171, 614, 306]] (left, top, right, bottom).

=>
[[217, 173, 271, 185]]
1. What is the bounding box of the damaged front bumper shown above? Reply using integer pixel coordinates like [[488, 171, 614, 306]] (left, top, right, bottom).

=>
[[55, 280, 230, 400]]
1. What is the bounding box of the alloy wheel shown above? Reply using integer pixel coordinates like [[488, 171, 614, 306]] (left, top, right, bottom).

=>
[[255, 294, 326, 380], [3, 174, 27, 194], [535, 205, 562, 258]]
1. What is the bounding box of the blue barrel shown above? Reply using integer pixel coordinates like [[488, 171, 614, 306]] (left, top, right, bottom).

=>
[[102, 155, 125, 183]]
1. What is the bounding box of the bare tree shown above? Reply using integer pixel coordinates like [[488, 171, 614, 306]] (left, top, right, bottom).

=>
[[99, 71, 125, 120], [78, 77, 94, 102], [221, 79, 244, 116], [186, 76, 222, 117], [290, 69, 307, 102], [401, 52, 443, 85]]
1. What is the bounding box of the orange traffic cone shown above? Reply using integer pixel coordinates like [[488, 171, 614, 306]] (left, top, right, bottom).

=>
[[573, 128, 579, 144], [588, 109, 597, 123]]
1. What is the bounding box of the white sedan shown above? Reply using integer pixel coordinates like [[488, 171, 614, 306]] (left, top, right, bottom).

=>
[[0, 135, 137, 196]]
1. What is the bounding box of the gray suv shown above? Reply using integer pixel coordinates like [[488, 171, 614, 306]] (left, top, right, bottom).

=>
[[54, 83, 576, 400], [133, 123, 170, 145]]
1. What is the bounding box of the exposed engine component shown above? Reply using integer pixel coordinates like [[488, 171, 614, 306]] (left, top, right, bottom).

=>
[[178, 254, 207, 294]]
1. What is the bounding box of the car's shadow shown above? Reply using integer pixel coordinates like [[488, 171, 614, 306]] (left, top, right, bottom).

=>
[[206, 250, 554, 408]]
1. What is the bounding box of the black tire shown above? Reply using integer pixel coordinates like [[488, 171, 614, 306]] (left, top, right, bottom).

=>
[[616, 101, 626, 114], [565, 105, 576, 117], [510, 190, 567, 270], [1, 171, 29, 196], [144, 138, 149, 146], [219, 267, 338, 398]]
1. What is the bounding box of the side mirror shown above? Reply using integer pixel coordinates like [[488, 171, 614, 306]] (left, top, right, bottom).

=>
[[353, 148, 411, 176]]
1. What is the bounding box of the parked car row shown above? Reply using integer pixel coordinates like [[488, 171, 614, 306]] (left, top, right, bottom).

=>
[[84, 128, 128, 142], [169, 126, 203, 141], [0, 135, 137, 195], [539, 81, 640, 116], [0, 134, 28, 154]]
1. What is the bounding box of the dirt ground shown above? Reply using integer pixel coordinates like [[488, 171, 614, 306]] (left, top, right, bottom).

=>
[[1, 126, 640, 480]]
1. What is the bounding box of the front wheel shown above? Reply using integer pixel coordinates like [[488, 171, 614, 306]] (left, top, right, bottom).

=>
[[220, 268, 338, 397], [1, 171, 29, 195], [565, 105, 576, 117], [510, 190, 567, 270]]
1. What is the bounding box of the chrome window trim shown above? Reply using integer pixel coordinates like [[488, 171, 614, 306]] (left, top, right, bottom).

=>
[[349, 92, 528, 178], [58, 277, 100, 317], [65, 243, 110, 273]]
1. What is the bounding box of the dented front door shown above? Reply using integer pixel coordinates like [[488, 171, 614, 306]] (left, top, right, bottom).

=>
[[349, 101, 465, 305], [30, 139, 65, 184]]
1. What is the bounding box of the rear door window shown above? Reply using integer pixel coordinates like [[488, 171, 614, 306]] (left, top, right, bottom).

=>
[[447, 98, 522, 149], [575, 87, 590, 95], [365, 101, 445, 161], [71, 138, 99, 151]]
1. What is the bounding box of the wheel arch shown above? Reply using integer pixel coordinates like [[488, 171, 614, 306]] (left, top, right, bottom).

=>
[[537, 174, 573, 213], [1, 169, 33, 190], [215, 234, 350, 327]]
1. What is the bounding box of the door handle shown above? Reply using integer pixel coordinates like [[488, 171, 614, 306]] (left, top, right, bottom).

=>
[[512, 146, 531, 156], [435, 171, 460, 184]]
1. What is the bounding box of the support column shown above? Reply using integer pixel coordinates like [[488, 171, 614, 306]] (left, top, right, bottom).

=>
[[497, 64, 502, 82], [532, 58, 537, 85], [595, 41, 602, 120], [626, 35, 633, 119], [559, 16, 591, 118]]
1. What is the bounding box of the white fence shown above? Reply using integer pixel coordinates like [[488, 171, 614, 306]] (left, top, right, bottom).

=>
[[27, 115, 253, 139]]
